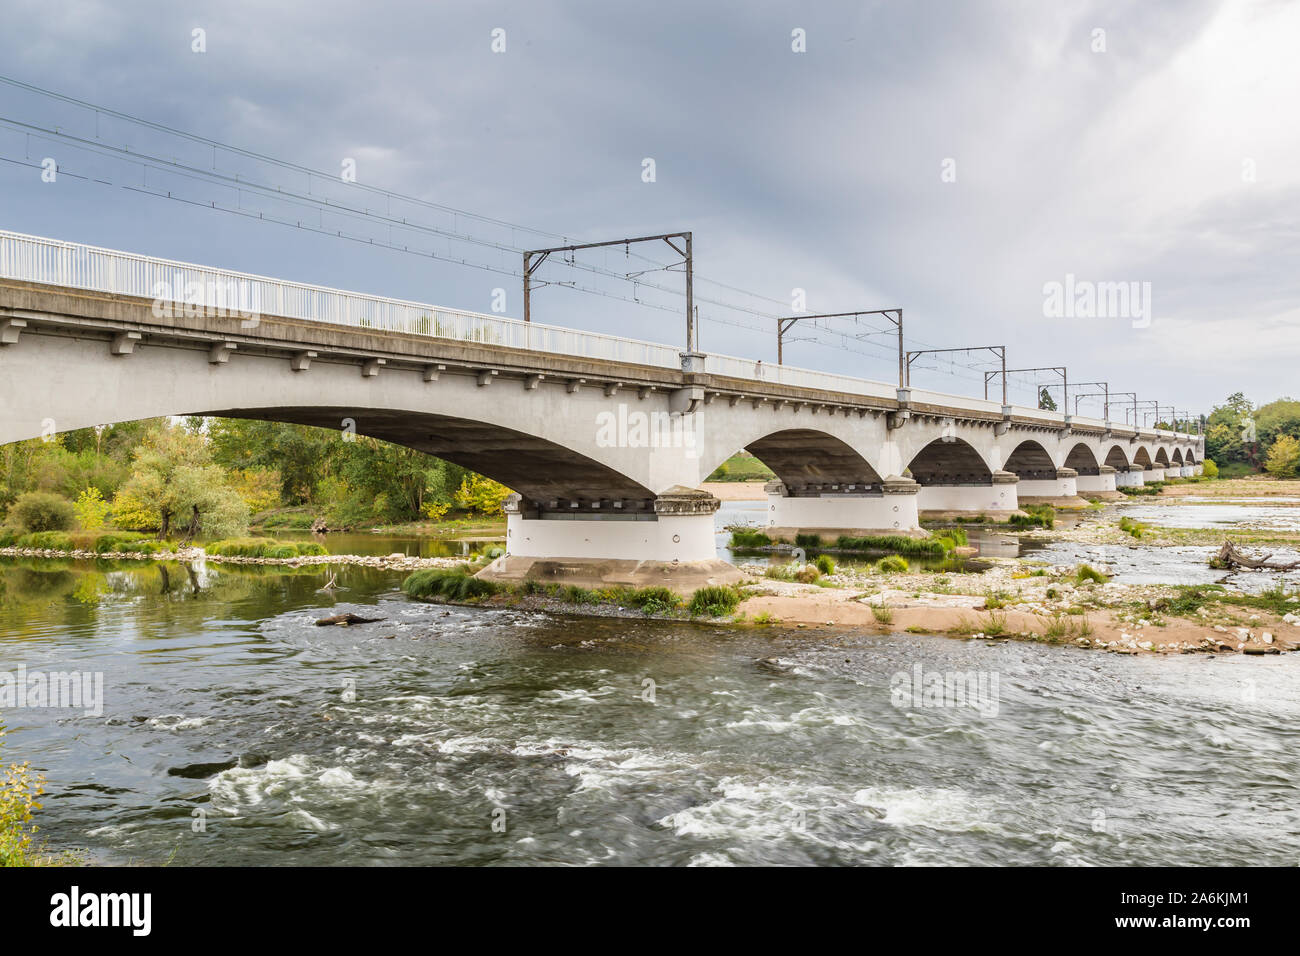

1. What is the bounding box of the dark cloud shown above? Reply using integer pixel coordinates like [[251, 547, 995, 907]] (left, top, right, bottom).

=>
[[0, 0, 1291, 413]]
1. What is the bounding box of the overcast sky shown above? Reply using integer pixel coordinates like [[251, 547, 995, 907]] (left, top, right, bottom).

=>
[[1, 0, 1296, 419]]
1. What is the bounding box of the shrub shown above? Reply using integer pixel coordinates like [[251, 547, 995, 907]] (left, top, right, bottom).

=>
[[1119, 516, 1144, 539], [1, 723, 46, 867], [16, 531, 73, 550], [0, 528, 17, 548], [935, 527, 968, 547], [7, 491, 75, 533], [688, 585, 741, 617], [561, 585, 597, 604], [875, 555, 910, 574], [402, 567, 499, 601], [1202, 459, 1219, 479], [729, 529, 772, 549], [870, 605, 894, 624], [984, 609, 1008, 636], [815, 554, 836, 575], [1075, 564, 1109, 584], [1009, 505, 1054, 529], [794, 533, 823, 549], [793, 564, 821, 583], [624, 586, 680, 615]]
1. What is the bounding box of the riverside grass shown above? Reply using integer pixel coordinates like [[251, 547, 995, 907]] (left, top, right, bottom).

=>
[[402, 568, 740, 619], [206, 538, 329, 559]]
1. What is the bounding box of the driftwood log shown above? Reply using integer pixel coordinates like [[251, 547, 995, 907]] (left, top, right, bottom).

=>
[[1212, 541, 1300, 572], [315, 613, 386, 626]]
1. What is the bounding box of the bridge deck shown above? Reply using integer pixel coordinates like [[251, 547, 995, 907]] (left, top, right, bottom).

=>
[[0, 228, 1194, 440]]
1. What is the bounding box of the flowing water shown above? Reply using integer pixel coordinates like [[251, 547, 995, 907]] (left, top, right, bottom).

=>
[[4, 498, 1300, 866]]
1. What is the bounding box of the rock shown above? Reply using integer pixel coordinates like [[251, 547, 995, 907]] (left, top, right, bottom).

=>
[[1262, 632, 1274, 644]]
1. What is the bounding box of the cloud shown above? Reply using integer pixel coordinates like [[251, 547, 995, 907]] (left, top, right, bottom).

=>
[[0, 0, 1293, 411]]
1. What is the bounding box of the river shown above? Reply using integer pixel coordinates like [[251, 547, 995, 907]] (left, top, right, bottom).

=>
[[3, 499, 1300, 865]]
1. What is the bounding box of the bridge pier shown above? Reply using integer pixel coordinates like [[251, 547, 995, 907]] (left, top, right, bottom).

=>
[[1015, 466, 1089, 508], [1193, 464, 1204, 476], [1144, 467, 1166, 482], [1116, 467, 1145, 489], [762, 476, 922, 540], [1076, 464, 1120, 498], [481, 487, 742, 592], [915, 470, 1020, 518]]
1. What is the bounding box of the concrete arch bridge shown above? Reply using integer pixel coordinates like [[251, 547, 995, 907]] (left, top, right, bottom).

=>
[[0, 231, 1203, 586]]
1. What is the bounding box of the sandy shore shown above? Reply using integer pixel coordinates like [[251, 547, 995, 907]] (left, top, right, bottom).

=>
[[701, 480, 767, 501], [733, 554, 1300, 658]]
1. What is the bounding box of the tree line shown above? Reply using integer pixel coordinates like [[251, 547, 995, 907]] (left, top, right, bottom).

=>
[[1202, 392, 1300, 478], [0, 418, 511, 542]]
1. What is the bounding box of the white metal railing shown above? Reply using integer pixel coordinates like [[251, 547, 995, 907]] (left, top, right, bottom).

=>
[[704, 353, 898, 401], [0, 229, 1197, 439], [0, 229, 684, 370]]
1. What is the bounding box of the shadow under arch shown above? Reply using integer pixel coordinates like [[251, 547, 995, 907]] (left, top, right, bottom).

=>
[[743, 428, 883, 492], [1133, 446, 1154, 468], [1004, 439, 1057, 480], [1171, 448, 1184, 465], [1103, 445, 1130, 470], [206, 405, 655, 504], [1064, 442, 1102, 475], [905, 437, 992, 484], [1155, 448, 1170, 466]]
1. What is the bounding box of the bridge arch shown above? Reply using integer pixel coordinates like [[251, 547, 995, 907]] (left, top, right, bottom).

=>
[[1103, 445, 1130, 470], [203, 405, 655, 507], [905, 438, 993, 484], [1171, 448, 1184, 465], [1003, 439, 1058, 480], [1064, 442, 1102, 475], [1155, 447, 1170, 467], [1132, 446, 1153, 468], [740, 428, 884, 493]]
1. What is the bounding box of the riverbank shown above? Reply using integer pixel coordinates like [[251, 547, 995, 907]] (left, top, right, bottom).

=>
[[0, 544, 473, 572], [730, 560, 1300, 655], [9, 482, 1300, 659]]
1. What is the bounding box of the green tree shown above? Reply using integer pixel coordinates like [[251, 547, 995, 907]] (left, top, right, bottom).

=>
[[454, 473, 513, 515], [113, 426, 249, 539], [1265, 435, 1300, 478], [334, 439, 465, 522], [1038, 387, 1057, 411], [209, 419, 338, 504]]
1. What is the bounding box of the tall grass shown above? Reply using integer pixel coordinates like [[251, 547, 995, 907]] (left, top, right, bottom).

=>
[[402, 567, 499, 601], [688, 585, 742, 617], [207, 538, 328, 558], [728, 529, 772, 549], [835, 535, 945, 555]]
